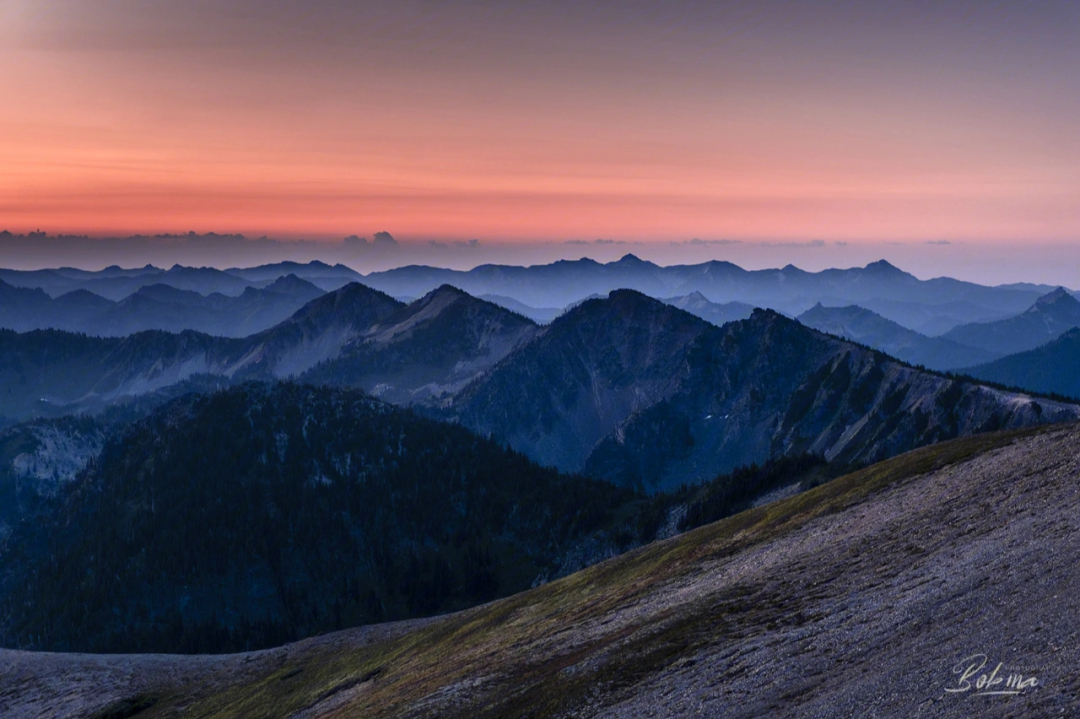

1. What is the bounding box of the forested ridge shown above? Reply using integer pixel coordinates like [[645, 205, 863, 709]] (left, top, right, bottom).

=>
[[0, 383, 651, 653]]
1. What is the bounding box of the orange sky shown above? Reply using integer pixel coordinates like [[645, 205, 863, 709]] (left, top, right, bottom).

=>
[[1, 1, 1078, 245]]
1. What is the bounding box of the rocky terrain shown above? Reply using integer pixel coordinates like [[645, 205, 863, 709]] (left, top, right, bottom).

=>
[[300, 285, 539, 404], [449, 290, 711, 474], [0, 283, 523, 420], [2, 423, 1077, 718]]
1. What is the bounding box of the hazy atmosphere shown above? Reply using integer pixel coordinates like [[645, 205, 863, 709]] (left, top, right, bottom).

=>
[[2, 1, 1079, 283]]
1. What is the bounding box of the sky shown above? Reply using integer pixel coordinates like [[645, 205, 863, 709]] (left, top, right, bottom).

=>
[[1, 1, 1079, 284]]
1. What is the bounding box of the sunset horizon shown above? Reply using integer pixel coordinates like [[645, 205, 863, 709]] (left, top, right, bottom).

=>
[[3, 1, 1077, 270]]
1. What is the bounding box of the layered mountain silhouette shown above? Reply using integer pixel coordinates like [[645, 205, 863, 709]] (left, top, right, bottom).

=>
[[0, 274, 326, 337], [0, 279, 112, 333], [220, 281, 406, 379], [0, 283, 533, 420], [0, 282, 399, 420], [1, 258, 1068, 341], [797, 303, 997, 370], [360, 256, 1047, 330], [0, 260, 361, 300], [478, 294, 562, 324], [941, 287, 1080, 355], [449, 290, 711, 472], [0, 283, 1075, 491], [964, 327, 1080, 400]]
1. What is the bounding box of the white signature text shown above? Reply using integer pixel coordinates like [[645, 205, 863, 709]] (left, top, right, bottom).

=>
[[944, 654, 1038, 697]]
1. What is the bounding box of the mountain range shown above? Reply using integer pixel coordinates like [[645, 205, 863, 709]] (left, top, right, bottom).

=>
[[1, 281, 1073, 490], [3, 257, 1072, 339], [0, 260, 361, 300], [0, 274, 325, 337], [0, 378, 841, 655], [661, 291, 754, 327], [3, 249, 1080, 719], [358, 256, 1059, 330]]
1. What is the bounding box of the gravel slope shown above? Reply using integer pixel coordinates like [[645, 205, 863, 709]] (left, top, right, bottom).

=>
[[595, 425, 1080, 718]]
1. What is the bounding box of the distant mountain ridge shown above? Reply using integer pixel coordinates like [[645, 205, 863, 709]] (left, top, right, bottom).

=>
[[797, 303, 997, 370], [941, 287, 1080, 355], [0, 274, 326, 338], [0, 282, 532, 421], [302, 285, 539, 404], [359, 256, 1051, 331], [661, 292, 754, 327], [1, 257, 1065, 337], [0, 260, 362, 299]]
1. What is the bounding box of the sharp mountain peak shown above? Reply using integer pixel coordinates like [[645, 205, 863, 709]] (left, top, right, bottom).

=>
[[1033, 286, 1077, 307]]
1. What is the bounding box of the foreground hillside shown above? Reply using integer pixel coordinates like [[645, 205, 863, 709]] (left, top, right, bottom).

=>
[[4, 423, 1077, 718]]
